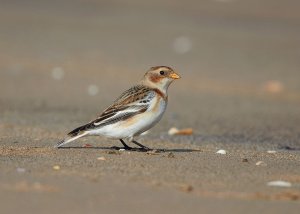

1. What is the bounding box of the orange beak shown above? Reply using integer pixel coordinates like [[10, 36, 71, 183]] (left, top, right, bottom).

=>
[[169, 72, 181, 79]]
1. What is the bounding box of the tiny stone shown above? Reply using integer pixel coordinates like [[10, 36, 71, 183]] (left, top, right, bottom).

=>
[[53, 165, 60, 170], [105, 151, 120, 155], [147, 150, 160, 155], [267, 180, 292, 188], [168, 127, 193, 135], [167, 152, 175, 158], [179, 184, 193, 193], [242, 158, 248, 162], [97, 157, 106, 161], [267, 150, 276, 154], [256, 161, 267, 166], [168, 127, 179, 135], [216, 149, 227, 155], [16, 168, 26, 173]]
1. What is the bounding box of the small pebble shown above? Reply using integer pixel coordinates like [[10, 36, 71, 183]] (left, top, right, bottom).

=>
[[97, 157, 106, 161], [256, 161, 267, 166], [267, 150, 276, 154], [83, 144, 93, 148], [242, 158, 248, 162], [167, 152, 175, 158], [147, 150, 160, 155], [179, 184, 193, 193], [216, 149, 227, 155], [105, 150, 120, 155], [53, 165, 60, 170], [168, 127, 193, 135], [16, 168, 26, 173], [267, 180, 292, 188], [168, 127, 179, 135], [119, 149, 125, 151]]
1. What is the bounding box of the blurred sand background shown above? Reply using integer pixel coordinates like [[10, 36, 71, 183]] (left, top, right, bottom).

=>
[[0, 0, 300, 213]]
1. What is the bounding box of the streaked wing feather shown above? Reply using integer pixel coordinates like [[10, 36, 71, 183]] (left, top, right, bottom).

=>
[[93, 85, 155, 126], [68, 85, 155, 135], [109, 85, 153, 108], [95, 105, 148, 127]]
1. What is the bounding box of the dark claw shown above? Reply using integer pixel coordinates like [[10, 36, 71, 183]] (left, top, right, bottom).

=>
[[132, 140, 151, 151], [110, 146, 122, 150], [139, 147, 152, 152], [110, 146, 151, 152], [116, 139, 152, 152]]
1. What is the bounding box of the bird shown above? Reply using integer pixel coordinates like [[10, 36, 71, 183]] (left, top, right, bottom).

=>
[[56, 66, 180, 151]]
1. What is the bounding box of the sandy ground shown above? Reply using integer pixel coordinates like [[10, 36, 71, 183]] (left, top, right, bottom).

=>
[[1, 0, 300, 213]]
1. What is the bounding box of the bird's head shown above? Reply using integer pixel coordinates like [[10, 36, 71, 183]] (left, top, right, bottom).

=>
[[142, 66, 180, 93]]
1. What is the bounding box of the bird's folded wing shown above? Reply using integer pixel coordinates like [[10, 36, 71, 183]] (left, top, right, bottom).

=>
[[67, 85, 155, 136]]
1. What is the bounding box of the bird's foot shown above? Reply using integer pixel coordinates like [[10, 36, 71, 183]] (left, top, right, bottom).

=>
[[131, 140, 152, 152], [110, 146, 132, 150], [138, 146, 152, 152], [110, 146, 151, 152]]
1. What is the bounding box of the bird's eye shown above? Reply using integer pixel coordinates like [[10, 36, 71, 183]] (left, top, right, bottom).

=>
[[159, 71, 165, 75]]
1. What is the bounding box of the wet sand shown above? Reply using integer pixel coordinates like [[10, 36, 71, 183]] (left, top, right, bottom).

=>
[[1, 1, 300, 213]]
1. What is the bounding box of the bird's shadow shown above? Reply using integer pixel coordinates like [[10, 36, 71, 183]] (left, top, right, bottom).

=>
[[57, 146, 201, 153]]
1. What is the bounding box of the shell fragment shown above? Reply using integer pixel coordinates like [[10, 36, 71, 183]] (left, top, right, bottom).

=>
[[216, 149, 227, 155], [267, 180, 292, 188]]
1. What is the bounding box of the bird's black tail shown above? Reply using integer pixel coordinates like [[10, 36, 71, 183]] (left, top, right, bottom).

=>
[[55, 124, 90, 148]]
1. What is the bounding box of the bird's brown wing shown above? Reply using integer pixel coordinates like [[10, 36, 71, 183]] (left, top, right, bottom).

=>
[[67, 85, 155, 136]]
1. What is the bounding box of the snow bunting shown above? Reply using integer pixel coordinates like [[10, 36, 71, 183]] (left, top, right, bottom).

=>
[[56, 66, 180, 150]]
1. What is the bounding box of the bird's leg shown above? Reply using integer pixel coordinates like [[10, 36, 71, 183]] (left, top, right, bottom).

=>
[[119, 139, 133, 150], [111, 139, 151, 152], [110, 139, 132, 150], [132, 140, 151, 151]]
